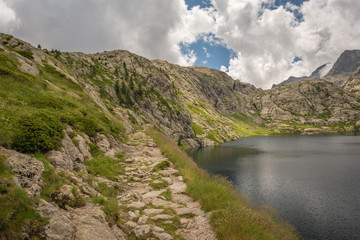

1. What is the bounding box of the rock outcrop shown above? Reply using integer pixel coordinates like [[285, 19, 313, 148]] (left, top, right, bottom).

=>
[[0, 147, 44, 197]]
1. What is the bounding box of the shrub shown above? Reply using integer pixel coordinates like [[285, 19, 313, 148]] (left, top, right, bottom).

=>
[[15, 50, 34, 60], [11, 114, 63, 153]]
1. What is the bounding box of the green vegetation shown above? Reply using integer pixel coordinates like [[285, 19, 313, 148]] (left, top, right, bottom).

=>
[[190, 121, 204, 135], [85, 143, 124, 181], [146, 127, 298, 240], [15, 50, 34, 60], [152, 160, 170, 171], [11, 114, 63, 154], [0, 155, 47, 239], [0, 51, 125, 150]]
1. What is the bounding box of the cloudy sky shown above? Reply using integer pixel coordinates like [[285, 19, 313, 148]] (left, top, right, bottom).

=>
[[1, 0, 359, 89]]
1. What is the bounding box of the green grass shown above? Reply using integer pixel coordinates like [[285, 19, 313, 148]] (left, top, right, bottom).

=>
[[0, 51, 125, 149], [0, 155, 47, 239], [191, 121, 204, 135], [146, 127, 299, 240], [152, 160, 170, 171], [85, 148, 124, 181]]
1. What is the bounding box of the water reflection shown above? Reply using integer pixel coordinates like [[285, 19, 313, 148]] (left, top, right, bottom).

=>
[[189, 135, 360, 240]]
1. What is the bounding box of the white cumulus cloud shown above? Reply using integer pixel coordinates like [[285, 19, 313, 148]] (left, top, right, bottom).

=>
[[212, 0, 360, 88], [0, 0, 19, 33]]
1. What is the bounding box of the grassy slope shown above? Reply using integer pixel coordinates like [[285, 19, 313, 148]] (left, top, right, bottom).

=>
[[146, 126, 299, 240], [0, 50, 125, 149]]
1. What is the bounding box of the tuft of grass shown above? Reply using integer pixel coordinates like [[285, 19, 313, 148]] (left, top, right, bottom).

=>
[[152, 160, 170, 172], [146, 126, 299, 240]]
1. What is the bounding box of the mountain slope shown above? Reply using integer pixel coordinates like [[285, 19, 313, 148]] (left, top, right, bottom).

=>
[[324, 50, 360, 85], [1, 33, 359, 150], [272, 63, 328, 88]]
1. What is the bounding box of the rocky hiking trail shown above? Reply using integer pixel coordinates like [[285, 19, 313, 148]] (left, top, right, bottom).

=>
[[1, 128, 217, 240]]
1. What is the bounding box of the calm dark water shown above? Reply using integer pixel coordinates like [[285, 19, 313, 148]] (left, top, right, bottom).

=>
[[188, 135, 360, 240]]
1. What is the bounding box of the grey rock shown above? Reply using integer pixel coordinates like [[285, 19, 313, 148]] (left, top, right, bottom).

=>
[[0, 148, 44, 197], [134, 224, 150, 237], [47, 132, 85, 171], [143, 208, 164, 215], [137, 215, 148, 224], [38, 199, 75, 240], [72, 204, 119, 240], [175, 208, 202, 216], [169, 182, 186, 194], [151, 214, 172, 220], [127, 201, 146, 209], [153, 232, 174, 240], [74, 134, 92, 160], [125, 221, 137, 228]]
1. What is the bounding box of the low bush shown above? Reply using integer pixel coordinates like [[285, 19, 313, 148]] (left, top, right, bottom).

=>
[[15, 50, 34, 60], [11, 114, 64, 154]]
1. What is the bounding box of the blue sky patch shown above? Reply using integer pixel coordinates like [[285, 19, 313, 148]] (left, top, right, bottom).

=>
[[186, 0, 213, 10], [180, 34, 235, 70]]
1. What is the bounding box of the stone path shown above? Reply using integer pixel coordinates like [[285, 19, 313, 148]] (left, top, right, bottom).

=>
[[116, 131, 217, 239]]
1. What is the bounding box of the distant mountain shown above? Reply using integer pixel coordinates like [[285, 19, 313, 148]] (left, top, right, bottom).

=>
[[343, 66, 360, 97], [323, 50, 360, 85], [272, 64, 328, 89]]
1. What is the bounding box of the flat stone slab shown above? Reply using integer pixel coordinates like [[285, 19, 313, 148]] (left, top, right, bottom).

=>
[[169, 182, 186, 193], [127, 201, 146, 209], [153, 231, 174, 240], [152, 198, 180, 209], [142, 190, 165, 200], [158, 169, 178, 176], [175, 208, 203, 216], [151, 214, 172, 220], [143, 208, 164, 215]]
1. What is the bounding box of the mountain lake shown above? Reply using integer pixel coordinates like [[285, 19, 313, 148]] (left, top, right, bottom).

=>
[[188, 135, 360, 240]]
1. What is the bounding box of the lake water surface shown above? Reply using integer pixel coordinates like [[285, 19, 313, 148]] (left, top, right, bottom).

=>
[[188, 135, 360, 240]]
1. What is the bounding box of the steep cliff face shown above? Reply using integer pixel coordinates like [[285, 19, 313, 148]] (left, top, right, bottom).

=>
[[343, 66, 360, 98], [251, 80, 360, 133], [324, 50, 360, 85]]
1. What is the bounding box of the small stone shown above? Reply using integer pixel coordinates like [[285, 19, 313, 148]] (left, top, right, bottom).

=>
[[162, 177, 173, 185], [169, 182, 186, 194], [128, 210, 140, 219], [158, 169, 178, 176], [143, 209, 164, 215], [152, 226, 165, 232], [175, 208, 202, 216], [152, 198, 180, 209], [178, 176, 183, 181], [171, 194, 193, 205], [125, 167, 136, 172], [138, 216, 148, 224], [153, 231, 174, 240], [143, 190, 164, 200], [151, 214, 172, 220], [127, 201, 146, 209], [180, 218, 190, 225], [124, 221, 137, 228], [134, 224, 150, 237]]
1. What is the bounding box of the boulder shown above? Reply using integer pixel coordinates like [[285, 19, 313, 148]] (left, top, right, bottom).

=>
[[38, 199, 75, 240], [71, 204, 119, 240], [0, 147, 44, 197]]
